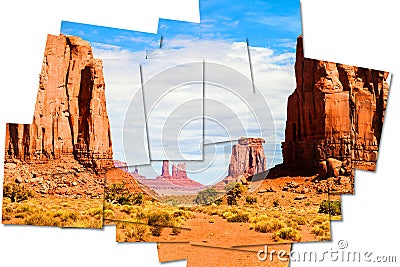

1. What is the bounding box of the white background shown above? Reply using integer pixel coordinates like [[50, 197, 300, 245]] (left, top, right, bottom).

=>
[[0, 0, 399, 266]]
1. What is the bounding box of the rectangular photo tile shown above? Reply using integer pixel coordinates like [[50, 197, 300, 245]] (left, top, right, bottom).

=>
[[103, 141, 234, 225], [114, 138, 332, 245], [2, 34, 113, 228], [102, 60, 149, 166], [140, 59, 204, 161], [157, 242, 292, 267]]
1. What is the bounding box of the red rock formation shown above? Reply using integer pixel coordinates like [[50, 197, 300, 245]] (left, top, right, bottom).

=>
[[172, 163, 178, 177], [282, 35, 389, 172], [228, 137, 267, 178], [161, 160, 170, 176], [174, 163, 188, 178], [137, 160, 205, 195], [4, 34, 113, 170]]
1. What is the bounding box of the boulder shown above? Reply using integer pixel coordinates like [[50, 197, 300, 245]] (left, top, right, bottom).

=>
[[327, 158, 342, 178], [318, 161, 328, 179]]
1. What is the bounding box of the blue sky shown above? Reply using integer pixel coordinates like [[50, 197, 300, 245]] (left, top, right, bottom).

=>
[[60, 0, 301, 184], [62, 0, 301, 52]]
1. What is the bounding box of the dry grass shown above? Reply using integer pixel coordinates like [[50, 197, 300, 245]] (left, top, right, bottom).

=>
[[2, 197, 103, 228]]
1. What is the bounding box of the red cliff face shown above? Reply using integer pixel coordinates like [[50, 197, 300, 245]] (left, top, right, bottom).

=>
[[4, 34, 113, 170], [228, 137, 267, 178], [282, 36, 389, 172]]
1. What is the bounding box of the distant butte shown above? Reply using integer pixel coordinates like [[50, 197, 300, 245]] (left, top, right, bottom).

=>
[[134, 160, 205, 196]]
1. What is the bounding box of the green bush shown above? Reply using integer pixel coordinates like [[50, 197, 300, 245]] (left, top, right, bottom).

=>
[[227, 183, 247, 205], [318, 200, 341, 216], [194, 187, 219, 205], [3, 183, 34, 202], [273, 227, 302, 242], [226, 212, 250, 223], [105, 182, 143, 205], [245, 196, 257, 204], [147, 211, 172, 227], [150, 225, 163, 237]]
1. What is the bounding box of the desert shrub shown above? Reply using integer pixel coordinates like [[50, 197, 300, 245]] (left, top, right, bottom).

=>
[[227, 183, 247, 205], [245, 196, 257, 204], [254, 219, 286, 233], [292, 216, 307, 225], [3, 183, 34, 202], [312, 221, 330, 235], [194, 187, 219, 205], [226, 212, 250, 223], [318, 200, 341, 216], [24, 214, 58, 226], [312, 221, 331, 240], [126, 223, 148, 241], [250, 215, 270, 223], [222, 211, 235, 219], [273, 227, 302, 242], [132, 193, 144, 205], [105, 183, 143, 205], [150, 225, 163, 237], [105, 183, 131, 205], [311, 215, 328, 226], [15, 204, 34, 213], [54, 210, 78, 222], [285, 220, 300, 230], [87, 207, 103, 217], [173, 210, 195, 220], [147, 211, 172, 227]]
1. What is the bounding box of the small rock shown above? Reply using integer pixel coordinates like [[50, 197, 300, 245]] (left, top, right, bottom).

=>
[[15, 176, 23, 183], [294, 195, 307, 200], [72, 181, 78, 186]]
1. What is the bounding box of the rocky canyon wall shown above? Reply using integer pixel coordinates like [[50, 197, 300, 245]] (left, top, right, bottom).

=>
[[282, 36, 389, 172], [4, 34, 113, 170]]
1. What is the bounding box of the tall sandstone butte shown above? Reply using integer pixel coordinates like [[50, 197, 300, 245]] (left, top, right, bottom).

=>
[[228, 137, 267, 179], [282, 35, 389, 172], [4, 34, 113, 169]]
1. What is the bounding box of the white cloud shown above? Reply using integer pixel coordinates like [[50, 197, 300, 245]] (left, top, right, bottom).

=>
[[94, 36, 296, 168]]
